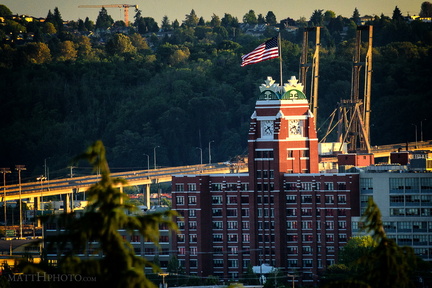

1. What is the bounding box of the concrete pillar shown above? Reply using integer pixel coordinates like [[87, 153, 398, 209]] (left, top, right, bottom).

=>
[[145, 184, 151, 210], [64, 193, 71, 213]]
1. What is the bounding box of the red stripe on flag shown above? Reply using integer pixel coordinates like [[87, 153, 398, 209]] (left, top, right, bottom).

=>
[[241, 36, 279, 67]]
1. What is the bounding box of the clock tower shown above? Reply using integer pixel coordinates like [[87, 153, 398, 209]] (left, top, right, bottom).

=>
[[248, 76, 319, 183]]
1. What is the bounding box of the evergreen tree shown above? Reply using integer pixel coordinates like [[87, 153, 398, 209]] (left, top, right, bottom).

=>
[[95, 7, 114, 30], [161, 15, 171, 31], [352, 8, 361, 24], [184, 9, 199, 27], [265, 11, 277, 25]]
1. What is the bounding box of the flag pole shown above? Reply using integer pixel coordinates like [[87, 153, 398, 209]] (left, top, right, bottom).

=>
[[278, 32, 283, 86]]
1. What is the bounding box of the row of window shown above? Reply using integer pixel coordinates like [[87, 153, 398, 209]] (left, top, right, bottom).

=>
[[287, 194, 347, 204], [288, 246, 336, 254], [390, 208, 432, 216], [178, 233, 251, 243], [287, 233, 347, 242], [211, 183, 249, 191], [287, 208, 348, 217], [389, 177, 432, 191], [390, 195, 432, 206], [285, 182, 347, 191], [287, 220, 347, 230]]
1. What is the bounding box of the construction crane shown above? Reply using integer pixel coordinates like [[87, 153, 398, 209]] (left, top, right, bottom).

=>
[[78, 4, 138, 26]]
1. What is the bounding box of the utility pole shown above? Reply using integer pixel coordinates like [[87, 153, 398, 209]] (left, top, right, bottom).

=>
[[15, 165, 26, 238], [0, 168, 11, 226]]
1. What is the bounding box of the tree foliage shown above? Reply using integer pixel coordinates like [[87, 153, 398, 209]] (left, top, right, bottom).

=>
[[322, 198, 423, 288], [23, 140, 178, 287]]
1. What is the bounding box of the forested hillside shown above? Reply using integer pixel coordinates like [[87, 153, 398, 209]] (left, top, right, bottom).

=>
[[0, 4, 432, 180]]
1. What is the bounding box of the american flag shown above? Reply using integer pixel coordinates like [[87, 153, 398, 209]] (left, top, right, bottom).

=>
[[241, 36, 279, 67]]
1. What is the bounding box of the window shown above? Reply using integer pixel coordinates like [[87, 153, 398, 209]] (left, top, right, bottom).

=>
[[285, 182, 297, 190], [301, 195, 312, 203], [241, 208, 250, 217], [338, 221, 347, 229], [176, 196, 184, 205], [301, 208, 312, 216], [188, 210, 196, 217], [302, 221, 313, 229], [287, 221, 297, 229], [177, 234, 185, 242], [188, 196, 197, 204], [286, 195, 296, 203], [339, 234, 347, 242], [175, 184, 184, 191], [189, 221, 197, 229], [360, 178, 373, 190], [187, 183, 196, 191], [242, 221, 250, 229], [211, 183, 222, 191], [190, 247, 197, 255], [177, 221, 185, 230], [213, 221, 223, 229], [189, 234, 197, 242], [226, 183, 237, 191], [286, 208, 296, 216], [212, 195, 222, 204], [338, 195, 347, 204], [227, 234, 238, 242], [303, 246, 312, 253], [227, 221, 238, 229], [241, 196, 249, 204], [325, 221, 334, 229], [227, 209, 237, 217], [178, 247, 186, 255], [326, 234, 334, 242], [325, 182, 334, 190], [227, 196, 238, 204], [325, 195, 334, 204], [212, 208, 222, 217], [228, 260, 238, 268], [337, 182, 346, 190], [287, 150, 294, 158], [213, 234, 223, 242], [242, 234, 250, 242], [288, 246, 298, 254], [213, 259, 224, 267]]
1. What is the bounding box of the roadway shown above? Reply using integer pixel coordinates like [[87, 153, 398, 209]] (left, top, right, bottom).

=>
[[0, 162, 248, 202]]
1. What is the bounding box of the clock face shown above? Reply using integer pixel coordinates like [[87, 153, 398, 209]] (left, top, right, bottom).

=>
[[289, 120, 302, 136], [262, 120, 274, 136]]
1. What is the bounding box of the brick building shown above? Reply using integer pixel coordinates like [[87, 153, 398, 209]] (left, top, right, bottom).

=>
[[172, 76, 360, 286]]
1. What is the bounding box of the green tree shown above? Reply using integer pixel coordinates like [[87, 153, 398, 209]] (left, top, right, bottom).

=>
[[21, 42, 51, 64], [56, 40, 77, 61], [323, 198, 421, 288], [352, 8, 361, 24], [129, 33, 150, 51], [24, 140, 178, 288], [161, 15, 171, 31], [392, 6, 404, 22], [310, 9, 324, 26], [210, 13, 221, 27], [419, 1, 432, 17], [106, 34, 137, 55], [184, 9, 199, 27], [96, 7, 114, 30], [0, 4, 12, 17], [265, 11, 277, 25], [243, 10, 258, 25]]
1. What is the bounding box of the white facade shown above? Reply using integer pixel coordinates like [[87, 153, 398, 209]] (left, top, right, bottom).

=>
[[353, 172, 432, 261]]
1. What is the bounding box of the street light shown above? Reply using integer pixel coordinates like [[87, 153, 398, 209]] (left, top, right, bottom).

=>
[[196, 147, 203, 172], [0, 168, 11, 226], [208, 140, 214, 165], [411, 123, 418, 148], [153, 146, 160, 170], [420, 119, 427, 142], [15, 165, 26, 238], [143, 154, 150, 171], [36, 175, 47, 216]]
